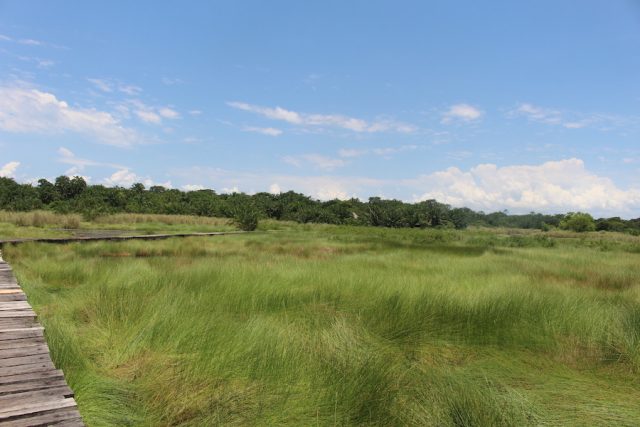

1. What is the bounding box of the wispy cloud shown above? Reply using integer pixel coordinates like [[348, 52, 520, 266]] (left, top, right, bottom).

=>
[[57, 147, 125, 174], [242, 126, 283, 136], [228, 101, 417, 134], [88, 78, 142, 95], [338, 145, 418, 158], [441, 103, 483, 124], [0, 161, 20, 178], [17, 38, 43, 46], [159, 107, 180, 119], [283, 154, 348, 171], [0, 85, 140, 147], [125, 100, 180, 125], [161, 77, 184, 85], [509, 103, 629, 130], [135, 110, 162, 124]]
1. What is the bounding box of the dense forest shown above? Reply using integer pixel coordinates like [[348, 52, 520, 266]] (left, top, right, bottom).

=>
[[1, 176, 639, 233]]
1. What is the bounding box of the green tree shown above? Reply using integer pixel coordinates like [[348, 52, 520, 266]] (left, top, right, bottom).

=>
[[559, 212, 596, 232]]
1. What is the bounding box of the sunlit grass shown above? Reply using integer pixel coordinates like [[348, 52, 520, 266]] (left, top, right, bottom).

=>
[[4, 224, 640, 425]]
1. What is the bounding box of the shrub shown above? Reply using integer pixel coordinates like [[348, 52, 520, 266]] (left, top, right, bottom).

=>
[[559, 212, 596, 233], [233, 206, 259, 231]]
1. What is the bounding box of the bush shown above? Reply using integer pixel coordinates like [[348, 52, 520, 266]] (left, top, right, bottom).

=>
[[233, 206, 259, 231], [559, 212, 596, 233]]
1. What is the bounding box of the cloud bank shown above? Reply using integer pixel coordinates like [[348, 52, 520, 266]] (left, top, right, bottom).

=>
[[0, 86, 139, 146]]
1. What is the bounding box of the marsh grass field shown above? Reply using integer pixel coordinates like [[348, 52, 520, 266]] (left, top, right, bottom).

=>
[[3, 218, 640, 425]]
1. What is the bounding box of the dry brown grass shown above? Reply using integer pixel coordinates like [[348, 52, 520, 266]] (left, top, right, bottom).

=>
[[93, 213, 229, 226], [0, 210, 81, 228]]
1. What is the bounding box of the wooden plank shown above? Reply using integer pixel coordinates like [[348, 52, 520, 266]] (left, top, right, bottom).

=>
[[0, 290, 24, 295], [0, 294, 27, 302], [0, 302, 31, 310], [0, 337, 47, 351], [0, 386, 74, 409], [1, 408, 83, 427], [0, 344, 50, 359], [0, 397, 77, 420], [0, 369, 64, 386], [0, 359, 56, 377], [0, 353, 52, 368], [0, 377, 69, 396], [0, 318, 39, 330], [0, 310, 36, 318], [0, 328, 44, 342]]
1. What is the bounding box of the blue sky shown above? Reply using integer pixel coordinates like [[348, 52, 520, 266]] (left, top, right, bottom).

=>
[[1, 1, 639, 216]]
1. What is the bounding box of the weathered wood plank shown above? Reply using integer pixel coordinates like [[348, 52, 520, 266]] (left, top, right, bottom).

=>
[[0, 318, 39, 330], [0, 327, 44, 341], [0, 302, 31, 310], [0, 386, 73, 410], [1, 408, 83, 427], [0, 353, 52, 368], [0, 377, 69, 396], [0, 359, 55, 377], [0, 369, 64, 386], [0, 397, 77, 420], [0, 294, 27, 302], [0, 337, 47, 350], [0, 310, 36, 318], [0, 344, 50, 359]]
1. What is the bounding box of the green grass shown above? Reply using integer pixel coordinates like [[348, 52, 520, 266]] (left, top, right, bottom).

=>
[[3, 224, 640, 426]]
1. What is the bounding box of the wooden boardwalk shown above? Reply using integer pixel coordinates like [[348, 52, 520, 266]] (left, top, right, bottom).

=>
[[0, 257, 83, 426], [0, 230, 245, 246]]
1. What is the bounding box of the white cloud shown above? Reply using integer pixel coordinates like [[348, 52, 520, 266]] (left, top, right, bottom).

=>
[[118, 84, 142, 96], [182, 184, 205, 191], [411, 158, 640, 216], [0, 86, 139, 147], [158, 107, 180, 119], [221, 186, 240, 194], [269, 183, 281, 194], [188, 110, 202, 116], [441, 103, 483, 124], [161, 77, 184, 85], [0, 35, 12, 42], [36, 59, 54, 69], [243, 126, 283, 136], [104, 168, 171, 188], [57, 147, 124, 171], [88, 78, 141, 95], [104, 169, 139, 187], [135, 109, 162, 124], [87, 78, 113, 93], [510, 103, 606, 129], [228, 101, 416, 133], [338, 148, 367, 158], [283, 154, 348, 171], [18, 38, 43, 46], [0, 161, 20, 178], [338, 145, 418, 158]]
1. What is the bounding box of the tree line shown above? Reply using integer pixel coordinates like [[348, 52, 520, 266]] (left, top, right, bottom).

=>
[[1, 175, 639, 233]]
